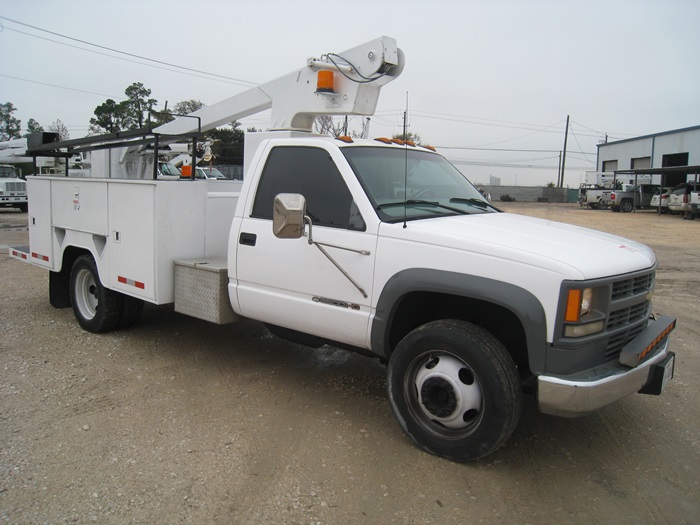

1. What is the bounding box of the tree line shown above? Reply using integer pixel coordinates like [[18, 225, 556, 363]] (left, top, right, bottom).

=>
[[1, 82, 253, 165]]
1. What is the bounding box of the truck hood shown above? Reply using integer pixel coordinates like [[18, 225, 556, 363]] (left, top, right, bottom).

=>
[[386, 212, 655, 280]]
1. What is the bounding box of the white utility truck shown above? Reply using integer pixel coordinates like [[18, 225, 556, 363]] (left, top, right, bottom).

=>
[[10, 36, 676, 462]]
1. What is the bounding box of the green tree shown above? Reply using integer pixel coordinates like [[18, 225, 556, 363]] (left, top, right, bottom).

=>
[[124, 82, 157, 129], [88, 83, 159, 134], [89, 98, 129, 134], [24, 118, 44, 136], [173, 99, 205, 115], [207, 121, 245, 165], [0, 102, 22, 140]]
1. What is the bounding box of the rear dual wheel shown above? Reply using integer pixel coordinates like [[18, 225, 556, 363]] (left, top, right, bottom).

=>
[[70, 255, 143, 333], [387, 320, 522, 462]]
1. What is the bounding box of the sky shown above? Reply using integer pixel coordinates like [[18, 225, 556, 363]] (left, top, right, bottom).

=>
[[1, 0, 699, 186]]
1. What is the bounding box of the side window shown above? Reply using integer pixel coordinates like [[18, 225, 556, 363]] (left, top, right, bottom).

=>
[[252, 146, 365, 231]]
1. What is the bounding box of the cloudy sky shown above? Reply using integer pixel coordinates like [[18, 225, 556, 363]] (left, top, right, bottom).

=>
[[1, 0, 698, 186]]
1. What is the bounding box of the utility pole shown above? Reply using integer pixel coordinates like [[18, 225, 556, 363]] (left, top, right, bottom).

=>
[[559, 115, 570, 188], [557, 151, 562, 187], [402, 92, 409, 140]]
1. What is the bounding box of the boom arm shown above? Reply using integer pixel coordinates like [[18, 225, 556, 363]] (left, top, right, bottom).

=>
[[154, 36, 404, 135]]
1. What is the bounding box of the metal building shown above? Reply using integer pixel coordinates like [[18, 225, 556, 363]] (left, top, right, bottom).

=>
[[596, 125, 700, 187]]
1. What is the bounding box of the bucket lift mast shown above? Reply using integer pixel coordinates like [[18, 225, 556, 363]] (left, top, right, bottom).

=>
[[154, 36, 404, 136]]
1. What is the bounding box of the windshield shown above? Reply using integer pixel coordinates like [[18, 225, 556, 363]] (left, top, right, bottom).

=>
[[0, 166, 18, 178], [342, 146, 497, 222], [200, 166, 225, 179], [159, 162, 181, 176]]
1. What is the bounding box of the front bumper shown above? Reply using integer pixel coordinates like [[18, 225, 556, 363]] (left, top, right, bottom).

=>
[[537, 315, 676, 417]]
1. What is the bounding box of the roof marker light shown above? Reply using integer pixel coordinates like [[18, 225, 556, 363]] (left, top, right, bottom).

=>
[[335, 136, 354, 143], [374, 137, 392, 144]]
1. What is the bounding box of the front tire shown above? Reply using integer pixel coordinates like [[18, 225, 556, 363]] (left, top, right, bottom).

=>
[[70, 255, 122, 333], [387, 320, 522, 462]]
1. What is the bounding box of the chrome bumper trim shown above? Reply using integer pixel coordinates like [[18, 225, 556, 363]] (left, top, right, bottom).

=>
[[537, 339, 670, 417]]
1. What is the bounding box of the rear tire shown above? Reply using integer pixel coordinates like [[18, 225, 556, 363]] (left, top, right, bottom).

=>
[[387, 320, 522, 462], [69, 255, 122, 333], [118, 295, 144, 329]]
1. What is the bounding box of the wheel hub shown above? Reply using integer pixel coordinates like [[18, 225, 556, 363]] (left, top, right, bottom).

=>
[[420, 377, 457, 417], [414, 354, 483, 430]]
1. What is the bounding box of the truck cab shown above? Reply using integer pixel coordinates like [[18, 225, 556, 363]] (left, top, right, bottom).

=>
[[0, 164, 28, 212]]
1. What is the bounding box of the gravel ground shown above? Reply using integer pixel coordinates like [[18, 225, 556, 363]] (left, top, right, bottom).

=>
[[1, 203, 698, 524]]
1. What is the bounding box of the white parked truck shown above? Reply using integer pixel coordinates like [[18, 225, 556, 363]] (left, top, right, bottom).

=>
[[0, 164, 28, 212], [9, 36, 676, 462]]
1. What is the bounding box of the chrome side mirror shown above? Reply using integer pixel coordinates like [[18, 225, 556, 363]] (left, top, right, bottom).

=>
[[273, 193, 307, 239]]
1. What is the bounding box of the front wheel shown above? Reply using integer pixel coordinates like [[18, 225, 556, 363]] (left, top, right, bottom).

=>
[[387, 320, 522, 462], [70, 255, 123, 333]]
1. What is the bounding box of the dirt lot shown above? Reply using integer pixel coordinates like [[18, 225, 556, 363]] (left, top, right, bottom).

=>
[[1, 203, 698, 525]]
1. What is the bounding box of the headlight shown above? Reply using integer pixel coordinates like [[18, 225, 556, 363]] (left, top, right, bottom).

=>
[[563, 287, 605, 337]]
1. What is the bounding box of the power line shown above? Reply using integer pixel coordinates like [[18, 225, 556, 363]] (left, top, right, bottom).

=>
[[435, 145, 596, 154], [3, 26, 255, 87], [0, 16, 258, 87], [448, 158, 593, 170], [382, 109, 574, 137], [0, 73, 125, 100]]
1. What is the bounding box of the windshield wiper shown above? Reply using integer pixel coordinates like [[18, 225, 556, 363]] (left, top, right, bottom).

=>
[[449, 197, 500, 211], [377, 199, 469, 215]]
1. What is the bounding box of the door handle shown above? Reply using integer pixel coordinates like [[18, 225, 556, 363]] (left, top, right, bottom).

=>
[[239, 232, 257, 246]]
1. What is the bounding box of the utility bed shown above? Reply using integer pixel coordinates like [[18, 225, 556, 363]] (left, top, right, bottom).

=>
[[11, 177, 240, 306]]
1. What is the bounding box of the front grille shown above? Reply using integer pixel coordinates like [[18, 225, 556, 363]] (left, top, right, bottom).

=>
[[5, 181, 26, 192], [604, 269, 655, 360], [608, 301, 650, 330], [612, 273, 654, 300]]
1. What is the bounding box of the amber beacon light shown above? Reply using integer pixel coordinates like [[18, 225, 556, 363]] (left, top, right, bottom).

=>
[[316, 70, 335, 93]]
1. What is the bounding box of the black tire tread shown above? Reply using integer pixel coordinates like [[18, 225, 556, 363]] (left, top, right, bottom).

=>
[[118, 296, 144, 329], [70, 255, 122, 333], [387, 319, 522, 462]]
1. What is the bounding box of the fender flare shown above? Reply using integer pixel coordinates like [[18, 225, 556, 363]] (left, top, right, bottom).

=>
[[371, 268, 548, 373]]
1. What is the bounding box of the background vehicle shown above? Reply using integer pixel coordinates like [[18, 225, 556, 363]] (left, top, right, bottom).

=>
[[157, 161, 182, 180], [690, 189, 700, 216], [0, 164, 28, 212], [650, 187, 673, 213], [183, 166, 227, 180], [8, 36, 676, 463], [579, 183, 613, 209], [606, 183, 658, 212], [668, 184, 695, 215]]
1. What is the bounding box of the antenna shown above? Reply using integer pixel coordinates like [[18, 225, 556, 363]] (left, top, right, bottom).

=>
[[403, 91, 409, 229]]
